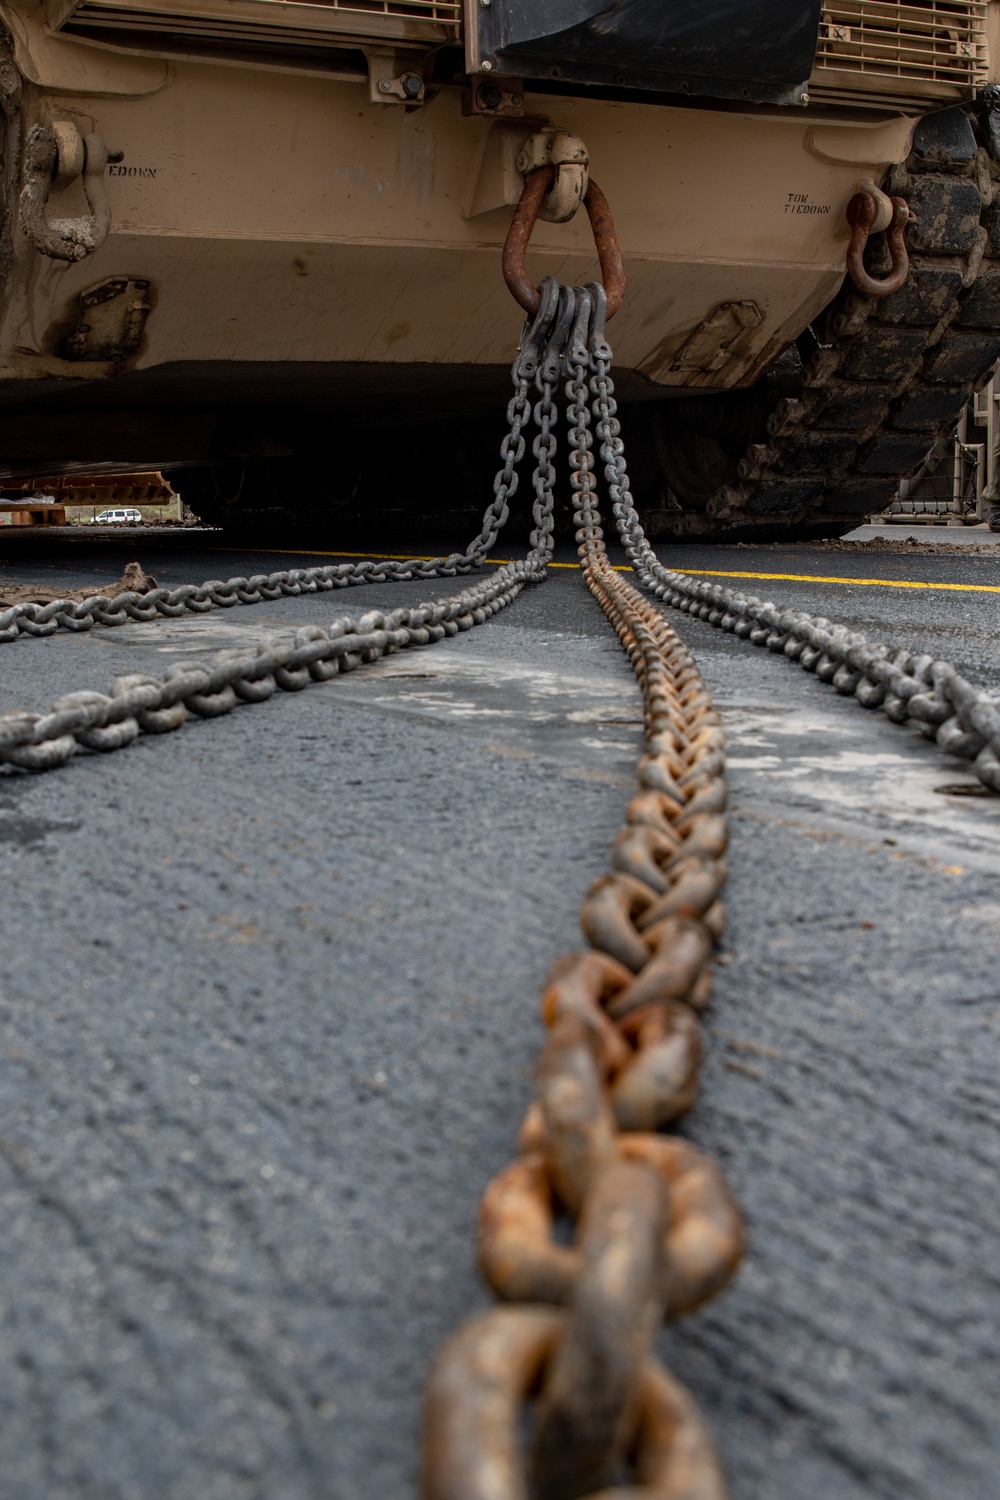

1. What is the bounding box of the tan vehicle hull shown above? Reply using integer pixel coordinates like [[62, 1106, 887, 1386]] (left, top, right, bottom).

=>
[[0, 0, 997, 538], [1, 47, 915, 397]]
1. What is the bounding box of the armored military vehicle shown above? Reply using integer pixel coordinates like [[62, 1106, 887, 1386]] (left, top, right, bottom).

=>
[[0, 0, 998, 538]]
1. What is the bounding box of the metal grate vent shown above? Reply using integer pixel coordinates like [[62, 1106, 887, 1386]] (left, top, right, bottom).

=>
[[307, 0, 460, 24], [50, 0, 462, 52], [811, 0, 989, 103]]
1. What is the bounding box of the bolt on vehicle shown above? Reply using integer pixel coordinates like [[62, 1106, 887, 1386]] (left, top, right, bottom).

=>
[[0, 1, 999, 538]]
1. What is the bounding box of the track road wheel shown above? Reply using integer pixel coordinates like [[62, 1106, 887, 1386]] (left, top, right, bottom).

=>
[[633, 102, 1000, 542]]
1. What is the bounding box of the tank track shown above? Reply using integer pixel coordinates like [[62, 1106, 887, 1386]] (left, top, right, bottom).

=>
[[651, 100, 1000, 540]]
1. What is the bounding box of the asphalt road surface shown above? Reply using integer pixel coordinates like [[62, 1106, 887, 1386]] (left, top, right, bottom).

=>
[[0, 527, 997, 1500]]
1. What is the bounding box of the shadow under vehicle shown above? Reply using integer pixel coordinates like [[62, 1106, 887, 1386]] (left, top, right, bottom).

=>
[[1, 0, 1000, 539]]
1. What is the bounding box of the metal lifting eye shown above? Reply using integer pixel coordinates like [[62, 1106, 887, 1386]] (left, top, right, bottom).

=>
[[502, 165, 626, 320], [19, 122, 113, 263]]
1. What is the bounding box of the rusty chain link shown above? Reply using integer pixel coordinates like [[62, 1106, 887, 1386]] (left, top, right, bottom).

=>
[[3, 170, 993, 1496], [844, 188, 914, 298], [423, 281, 742, 1499], [502, 164, 625, 319], [0, 268, 745, 1487], [426, 263, 1000, 1493]]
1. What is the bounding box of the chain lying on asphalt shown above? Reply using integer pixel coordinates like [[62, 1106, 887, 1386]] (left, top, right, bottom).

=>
[[0, 571, 531, 770], [423, 267, 996, 1495], [0, 275, 744, 1488], [0, 434, 536, 642], [2, 266, 995, 1499], [610, 497, 1000, 794], [423, 280, 742, 1499], [0, 318, 565, 770]]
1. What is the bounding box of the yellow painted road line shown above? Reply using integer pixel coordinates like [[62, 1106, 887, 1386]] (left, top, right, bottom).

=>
[[215, 547, 455, 562], [220, 546, 633, 572], [676, 567, 1000, 595], [217, 549, 1000, 594]]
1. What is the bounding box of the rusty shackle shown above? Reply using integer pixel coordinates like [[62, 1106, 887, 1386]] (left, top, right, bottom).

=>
[[845, 190, 915, 298], [503, 164, 626, 320]]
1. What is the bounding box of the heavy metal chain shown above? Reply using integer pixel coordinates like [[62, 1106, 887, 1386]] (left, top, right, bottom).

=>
[[566, 186, 1000, 795], [424, 267, 996, 1492], [0, 397, 538, 643], [0, 274, 743, 1487], [0, 319, 561, 771], [0, 572, 527, 770], [3, 236, 994, 1496], [0, 555, 468, 643], [606, 416, 1000, 793], [423, 280, 742, 1499]]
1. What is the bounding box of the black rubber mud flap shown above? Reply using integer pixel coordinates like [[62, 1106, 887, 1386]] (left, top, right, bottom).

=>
[[471, 0, 822, 105]]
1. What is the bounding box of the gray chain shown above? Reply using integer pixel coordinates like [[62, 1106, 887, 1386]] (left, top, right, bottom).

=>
[[0, 304, 562, 773], [0, 570, 534, 771], [565, 286, 598, 552], [579, 312, 1000, 795], [0, 556, 467, 643], [0, 385, 541, 644], [645, 578, 1000, 791], [534, 272, 1000, 797]]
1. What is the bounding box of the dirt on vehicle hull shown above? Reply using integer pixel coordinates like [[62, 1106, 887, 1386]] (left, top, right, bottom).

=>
[[0, 0, 998, 539]]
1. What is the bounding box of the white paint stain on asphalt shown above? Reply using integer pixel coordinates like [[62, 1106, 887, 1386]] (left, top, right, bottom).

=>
[[719, 701, 1000, 863], [90, 614, 1000, 861]]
